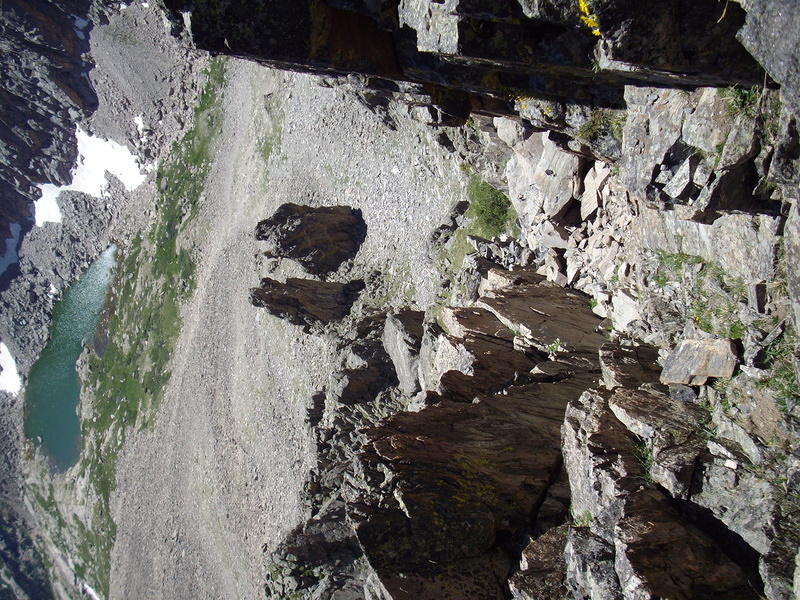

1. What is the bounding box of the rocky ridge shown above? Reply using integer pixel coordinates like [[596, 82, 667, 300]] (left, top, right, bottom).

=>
[[182, 1, 800, 599]]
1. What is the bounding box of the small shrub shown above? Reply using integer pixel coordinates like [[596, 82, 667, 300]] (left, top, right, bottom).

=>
[[546, 338, 566, 355], [655, 249, 703, 272], [466, 176, 517, 239], [573, 510, 593, 527]]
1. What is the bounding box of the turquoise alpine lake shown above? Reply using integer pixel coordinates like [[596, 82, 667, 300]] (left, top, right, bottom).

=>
[[24, 246, 116, 471]]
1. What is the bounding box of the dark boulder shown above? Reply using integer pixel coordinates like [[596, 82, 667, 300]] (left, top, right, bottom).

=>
[[255, 203, 367, 277], [249, 277, 363, 330]]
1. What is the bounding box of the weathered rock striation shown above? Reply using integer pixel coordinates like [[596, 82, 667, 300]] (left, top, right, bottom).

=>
[[164, 0, 768, 154]]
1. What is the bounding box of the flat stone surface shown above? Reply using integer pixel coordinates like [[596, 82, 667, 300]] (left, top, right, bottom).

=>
[[660, 338, 738, 385]]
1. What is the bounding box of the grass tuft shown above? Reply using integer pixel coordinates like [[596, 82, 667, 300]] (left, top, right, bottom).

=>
[[758, 326, 800, 414], [720, 86, 760, 119], [633, 439, 654, 482], [576, 109, 624, 144]]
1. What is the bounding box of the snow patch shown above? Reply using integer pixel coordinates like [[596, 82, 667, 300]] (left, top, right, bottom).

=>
[[35, 127, 147, 226], [0, 343, 21, 396], [0, 223, 21, 277], [134, 114, 145, 137]]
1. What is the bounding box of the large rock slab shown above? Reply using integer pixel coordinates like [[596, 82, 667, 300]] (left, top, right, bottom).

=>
[[255, 203, 367, 276], [614, 489, 758, 600], [435, 306, 542, 402], [249, 277, 363, 330], [660, 338, 738, 385], [637, 207, 781, 284], [563, 390, 760, 600], [681, 87, 735, 156], [599, 342, 661, 390], [565, 527, 622, 600], [477, 280, 605, 358], [347, 374, 596, 600], [382, 310, 424, 396], [509, 525, 568, 600], [562, 390, 644, 530], [621, 87, 691, 197], [608, 386, 709, 497]]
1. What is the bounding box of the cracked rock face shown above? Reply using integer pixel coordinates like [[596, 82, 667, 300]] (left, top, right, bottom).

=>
[[562, 390, 760, 600], [255, 203, 367, 277], [167, 0, 763, 134], [349, 374, 597, 600]]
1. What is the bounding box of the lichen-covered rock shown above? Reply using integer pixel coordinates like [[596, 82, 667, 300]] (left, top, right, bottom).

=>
[[255, 203, 367, 277]]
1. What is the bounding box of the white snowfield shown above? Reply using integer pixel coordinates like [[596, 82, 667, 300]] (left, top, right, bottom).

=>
[[34, 127, 147, 226], [0, 342, 21, 395]]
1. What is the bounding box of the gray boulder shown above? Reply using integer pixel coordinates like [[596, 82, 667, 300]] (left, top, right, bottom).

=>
[[382, 310, 424, 397], [660, 338, 738, 385]]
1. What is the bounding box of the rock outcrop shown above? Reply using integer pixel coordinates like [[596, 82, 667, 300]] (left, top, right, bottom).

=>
[[563, 389, 760, 600], [255, 203, 367, 277], [265, 268, 608, 599], [250, 277, 364, 330], [166, 0, 764, 136], [4, 0, 798, 598]]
